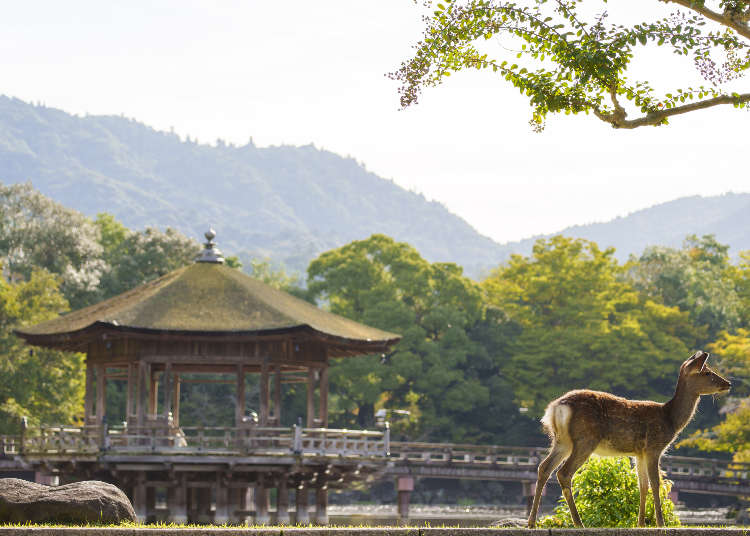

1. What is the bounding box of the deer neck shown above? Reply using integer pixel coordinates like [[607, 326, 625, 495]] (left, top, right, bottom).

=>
[[664, 379, 700, 433]]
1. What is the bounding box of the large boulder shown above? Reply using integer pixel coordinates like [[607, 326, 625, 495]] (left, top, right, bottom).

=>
[[0, 478, 136, 524]]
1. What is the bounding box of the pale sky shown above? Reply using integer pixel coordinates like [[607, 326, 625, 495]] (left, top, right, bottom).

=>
[[1, 1, 747, 244]]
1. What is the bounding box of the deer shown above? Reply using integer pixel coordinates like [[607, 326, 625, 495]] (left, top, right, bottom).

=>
[[527, 350, 731, 528]]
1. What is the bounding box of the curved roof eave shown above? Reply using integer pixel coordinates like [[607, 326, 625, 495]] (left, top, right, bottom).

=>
[[15, 321, 400, 355]]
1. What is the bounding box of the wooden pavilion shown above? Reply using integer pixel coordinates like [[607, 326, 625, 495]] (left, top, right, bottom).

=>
[[14, 231, 400, 524]]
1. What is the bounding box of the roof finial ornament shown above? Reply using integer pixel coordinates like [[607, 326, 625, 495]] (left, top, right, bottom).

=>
[[195, 227, 225, 264]]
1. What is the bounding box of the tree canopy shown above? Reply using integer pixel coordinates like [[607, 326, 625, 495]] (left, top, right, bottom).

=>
[[308, 235, 485, 439], [0, 267, 84, 434], [481, 236, 701, 414], [626, 234, 744, 345], [0, 183, 105, 309], [2, 184, 750, 453], [391, 0, 750, 131]]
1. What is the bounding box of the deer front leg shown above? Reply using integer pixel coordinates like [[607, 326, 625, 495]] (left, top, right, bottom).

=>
[[635, 456, 649, 527], [647, 454, 665, 527], [528, 443, 570, 528]]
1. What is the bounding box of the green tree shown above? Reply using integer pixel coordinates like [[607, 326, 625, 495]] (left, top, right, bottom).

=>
[[732, 250, 750, 325], [679, 328, 750, 459], [391, 0, 749, 131], [627, 235, 742, 345], [482, 236, 700, 415], [0, 183, 105, 309], [245, 258, 305, 296], [0, 267, 85, 433], [307, 234, 520, 442], [95, 214, 200, 300]]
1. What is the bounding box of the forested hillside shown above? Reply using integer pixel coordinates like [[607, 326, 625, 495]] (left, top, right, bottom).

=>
[[2, 96, 749, 279], [0, 96, 504, 275]]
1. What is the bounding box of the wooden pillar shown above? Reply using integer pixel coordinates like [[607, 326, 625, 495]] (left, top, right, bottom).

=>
[[95, 363, 106, 426], [172, 375, 181, 427], [306, 368, 316, 427], [397, 477, 414, 521], [254, 482, 270, 525], [235, 365, 245, 428], [163, 363, 172, 423], [314, 486, 328, 525], [137, 361, 149, 427], [273, 364, 281, 424], [259, 357, 269, 426], [319, 365, 328, 428], [295, 485, 309, 524], [146, 486, 156, 523], [196, 488, 212, 524], [276, 480, 290, 525], [149, 371, 159, 417], [84, 361, 95, 425], [125, 363, 135, 422], [167, 474, 188, 523], [132, 471, 148, 522], [187, 487, 198, 522], [214, 475, 230, 524], [233, 486, 249, 525]]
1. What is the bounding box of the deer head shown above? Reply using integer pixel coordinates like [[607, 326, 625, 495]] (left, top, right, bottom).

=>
[[679, 350, 731, 395]]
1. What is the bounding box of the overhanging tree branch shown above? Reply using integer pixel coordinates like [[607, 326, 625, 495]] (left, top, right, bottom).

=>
[[661, 0, 750, 40], [594, 91, 750, 128], [395, 0, 750, 130]]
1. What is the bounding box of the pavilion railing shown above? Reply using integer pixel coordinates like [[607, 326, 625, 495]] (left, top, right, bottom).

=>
[[3, 424, 390, 458]]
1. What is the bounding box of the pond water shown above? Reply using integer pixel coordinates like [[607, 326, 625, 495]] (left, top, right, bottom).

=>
[[326, 504, 736, 527]]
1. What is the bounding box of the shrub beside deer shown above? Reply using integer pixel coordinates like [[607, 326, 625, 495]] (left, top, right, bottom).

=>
[[527, 350, 731, 528]]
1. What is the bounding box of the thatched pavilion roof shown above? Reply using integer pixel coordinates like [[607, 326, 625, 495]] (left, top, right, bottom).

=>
[[15, 262, 400, 356]]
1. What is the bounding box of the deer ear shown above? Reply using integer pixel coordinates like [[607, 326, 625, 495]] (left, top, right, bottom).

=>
[[690, 351, 709, 371]]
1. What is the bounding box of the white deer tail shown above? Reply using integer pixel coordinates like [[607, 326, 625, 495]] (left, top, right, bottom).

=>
[[540, 401, 572, 445]]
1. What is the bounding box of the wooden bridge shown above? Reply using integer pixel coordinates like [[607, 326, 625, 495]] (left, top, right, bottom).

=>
[[2, 425, 749, 505]]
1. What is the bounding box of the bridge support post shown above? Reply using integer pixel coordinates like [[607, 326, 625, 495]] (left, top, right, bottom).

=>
[[254, 482, 270, 525], [314, 485, 328, 525], [231, 486, 249, 525], [132, 472, 148, 522], [196, 488, 212, 524], [277, 480, 290, 524], [167, 475, 187, 523], [296, 485, 309, 524], [214, 481, 230, 524], [145, 486, 156, 523], [397, 477, 414, 522]]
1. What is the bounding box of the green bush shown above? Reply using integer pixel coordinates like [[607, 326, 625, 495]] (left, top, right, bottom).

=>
[[539, 456, 680, 528]]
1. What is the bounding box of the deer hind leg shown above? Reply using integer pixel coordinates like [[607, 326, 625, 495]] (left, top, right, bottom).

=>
[[527, 441, 570, 528], [647, 454, 665, 527], [556, 440, 596, 528], [635, 455, 649, 527]]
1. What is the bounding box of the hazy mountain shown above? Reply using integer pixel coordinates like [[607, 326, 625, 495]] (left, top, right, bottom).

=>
[[0, 95, 748, 279], [504, 193, 750, 263], [0, 96, 504, 276]]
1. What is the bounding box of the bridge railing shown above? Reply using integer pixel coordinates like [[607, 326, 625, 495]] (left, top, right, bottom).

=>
[[389, 441, 545, 466], [8, 424, 390, 458], [662, 455, 750, 481], [6, 426, 750, 487], [0, 435, 21, 457]]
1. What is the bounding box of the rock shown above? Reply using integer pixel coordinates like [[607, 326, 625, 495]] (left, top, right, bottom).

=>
[[491, 517, 528, 527], [0, 478, 136, 524]]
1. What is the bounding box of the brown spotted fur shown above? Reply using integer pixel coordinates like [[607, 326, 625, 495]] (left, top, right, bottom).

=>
[[527, 351, 731, 528]]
